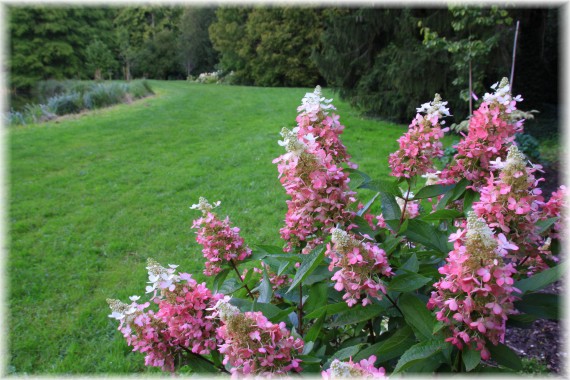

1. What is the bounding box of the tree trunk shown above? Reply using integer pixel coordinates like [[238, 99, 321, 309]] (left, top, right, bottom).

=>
[[94, 68, 102, 81]]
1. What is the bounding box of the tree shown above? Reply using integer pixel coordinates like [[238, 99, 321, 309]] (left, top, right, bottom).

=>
[[85, 39, 118, 80], [8, 6, 117, 92], [177, 7, 218, 76], [209, 6, 323, 87], [314, 8, 453, 122]]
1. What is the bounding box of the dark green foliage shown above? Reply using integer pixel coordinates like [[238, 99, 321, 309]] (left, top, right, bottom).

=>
[[85, 39, 118, 80], [178, 7, 219, 76], [314, 8, 453, 122], [209, 6, 322, 86], [132, 29, 184, 79], [515, 133, 541, 162], [8, 6, 117, 92], [47, 92, 83, 115]]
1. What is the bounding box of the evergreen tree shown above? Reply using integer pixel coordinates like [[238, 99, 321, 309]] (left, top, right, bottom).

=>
[[177, 7, 218, 76]]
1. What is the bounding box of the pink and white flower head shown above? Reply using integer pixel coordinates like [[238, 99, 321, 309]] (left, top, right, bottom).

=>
[[440, 78, 523, 188], [214, 298, 304, 376], [145, 258, 180, 299], [297, 85, 336, 116], [108, 263, 225, 372], [389, 93, 449, 179], [428, 212, 519, 360], [326, 228, 392, 307], [273, 88, 357, 253], [473, 145, 547, 269], [483, 79, 523, 114], [191, 197, 252, 276], [322, 356, 386, 379]]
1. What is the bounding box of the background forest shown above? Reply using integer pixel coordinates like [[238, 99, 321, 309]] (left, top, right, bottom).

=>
[[7, 5, 559, 129]]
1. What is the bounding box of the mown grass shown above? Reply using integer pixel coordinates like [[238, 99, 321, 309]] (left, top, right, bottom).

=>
[[8, 81, 417, 374]]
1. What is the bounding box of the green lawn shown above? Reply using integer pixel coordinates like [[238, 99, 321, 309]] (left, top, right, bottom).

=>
[[8, 81, 417, 374]]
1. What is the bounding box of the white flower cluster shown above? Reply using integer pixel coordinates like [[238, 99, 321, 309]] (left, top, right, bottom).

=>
[[145, 258, 179, 297], [208, 296, 240, 322], [483, 77, 523, 112], [190, 196, 221, 215], [297, 85, 336, 115], [331, 227, 353, 249], [416, 93, 451, 118], [107, 298, 137, 321], [466, 212, 496, 249], [329, 360, 364, 377], [422, 171, 441, 186], [196, 70, 222, 84]]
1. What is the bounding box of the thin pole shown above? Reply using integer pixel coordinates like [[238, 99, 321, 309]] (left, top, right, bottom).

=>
[[510, 20, 520, 88]]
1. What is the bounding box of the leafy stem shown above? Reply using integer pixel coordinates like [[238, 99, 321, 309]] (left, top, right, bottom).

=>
[[230, 259, 255, 300], [178, 346, 230, 374]]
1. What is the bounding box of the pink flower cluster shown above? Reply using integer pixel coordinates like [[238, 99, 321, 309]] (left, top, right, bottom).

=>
[[326, 228, 393, 307], [213, 298, 304, 377], [389, 94, 450, 179], [322, 355, 386, 379], [273, 86, 358, 253], [440, 78, 523, 188], [428, 214, 520, 360], [191, 197, 252, 276], [107, 259, 224, 372], [541, 185, 567, 240], [473, 145, 547, 269]]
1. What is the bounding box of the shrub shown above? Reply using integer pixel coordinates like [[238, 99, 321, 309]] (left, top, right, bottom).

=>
[[102, 80, 563, 376], [47, 92, 83, 116]]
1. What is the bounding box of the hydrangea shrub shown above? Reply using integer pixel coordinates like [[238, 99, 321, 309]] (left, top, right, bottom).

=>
[[109, 79, 565, 376]]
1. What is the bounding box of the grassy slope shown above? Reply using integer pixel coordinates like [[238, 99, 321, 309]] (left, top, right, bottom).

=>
[[8, 81, 411, 374]]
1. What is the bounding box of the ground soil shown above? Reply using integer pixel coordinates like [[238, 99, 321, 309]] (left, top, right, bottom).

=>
[[505, 281, 565, 374]]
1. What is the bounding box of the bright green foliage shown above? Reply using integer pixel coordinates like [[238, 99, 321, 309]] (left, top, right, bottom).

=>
[[8, 6, 116, 91], [8, 81, 403, 373], [177, 7, 219, 76], [85, 39, 118, 80], [209, 7, 322, 86]]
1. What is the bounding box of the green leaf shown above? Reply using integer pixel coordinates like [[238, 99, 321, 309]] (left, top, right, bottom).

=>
[[514, 293, 559, 320], [277, 260, 290, 276], [388, 272, 431, 292], [328, 304, 385, 327], [514, 264, 563, 294], [393, 339, 444, 374], [324, 344, 366, 369], [381, 235, 403, 255], [536, 217, 559, 234], [413, 184, 456, 200], [437, 178, 469, 209], [229, 298, 283, 320], [212, 268, 230, 293], [186, 352, 220, 373], [305, 302, 350, 319], [360, 178, 401, 196], [463, 347, 481, 372], [352, 215, 377, 239], [218, 278, 242, 294], [398, 219, 450, 253], [304, 281, 329, 314], [304, 264, 334, 285], [420, 209, 463, 221], [400, 253, 419, 273], [487, 343, 522, 370], [380, 192, 401, 221], [347, 168, 372, 189], [354, 325, 415, 363], [305, 312, 326, 342], [287, 245, 325, 293], [507, 313, 537, 328], [398, 293, 437, 341], [462, 189, 480, 214], [357, 192, 381, 217], [256, 265, 273, 303]]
